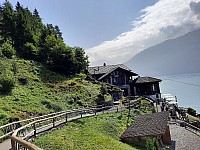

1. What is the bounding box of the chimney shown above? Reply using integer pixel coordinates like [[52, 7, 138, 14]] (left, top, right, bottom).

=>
[[103, 63, 106, 66]]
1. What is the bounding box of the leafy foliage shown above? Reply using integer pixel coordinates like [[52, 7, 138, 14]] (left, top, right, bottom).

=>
[[146, 138, 160, 150], [0, 40, 16, 58], [187, 107, 197, 117], [0, 72, 15, 93], [0, 59, 16, 93], [0, 58, 100, 125], [0, 1, 89, 76]]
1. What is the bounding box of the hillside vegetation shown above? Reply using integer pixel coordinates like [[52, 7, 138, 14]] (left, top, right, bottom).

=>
[[0, 58, 102, 125], [0, 1, 98, 125]]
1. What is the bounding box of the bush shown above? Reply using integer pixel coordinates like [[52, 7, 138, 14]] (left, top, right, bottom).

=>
[[0, 41, 16, 59], [187, 107, 196, 116], [0, 71, 15, 93], [146, 137, 160, 150]]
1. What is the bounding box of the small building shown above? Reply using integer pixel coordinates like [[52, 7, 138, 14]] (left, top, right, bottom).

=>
[[120, 112, 171, 148], [130, 76, 162, 97], [88, 64, 138, 96]]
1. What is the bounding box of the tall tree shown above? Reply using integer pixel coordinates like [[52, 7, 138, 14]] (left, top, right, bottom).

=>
[[0, 1, 15, 43], [73, 47, 89, 73]]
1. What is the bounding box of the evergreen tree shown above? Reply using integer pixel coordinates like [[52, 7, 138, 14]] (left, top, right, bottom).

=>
[[0, 1, 15, 43], [0, 1, 90, 76]]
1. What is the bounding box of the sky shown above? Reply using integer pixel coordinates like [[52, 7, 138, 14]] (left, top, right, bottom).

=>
[[1, 0, 200, 66]]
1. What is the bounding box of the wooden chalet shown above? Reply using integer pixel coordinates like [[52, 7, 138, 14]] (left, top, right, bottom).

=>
[[130, 76, 162, 97], [88, 64, 138, 96], [120, 112, 171, 148]]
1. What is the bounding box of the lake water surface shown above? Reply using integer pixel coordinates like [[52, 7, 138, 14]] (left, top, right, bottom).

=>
[[159, 73, 200, 113]]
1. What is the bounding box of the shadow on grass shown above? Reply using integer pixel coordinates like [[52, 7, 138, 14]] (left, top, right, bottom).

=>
[[38, 67, 66, 84]]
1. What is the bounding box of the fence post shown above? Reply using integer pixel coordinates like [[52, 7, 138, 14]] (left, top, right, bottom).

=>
[[65, 113, 68, 123], [94, 108, 97, 116], [11, 138, 16, 150], [33, 123, 36, 138], [81, 110, 83, 118], [53, 118, 55, 128]]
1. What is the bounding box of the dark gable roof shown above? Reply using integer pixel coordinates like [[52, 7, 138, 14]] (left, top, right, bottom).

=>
[[88, 64, 131, 75], [134, 76, 162, 83], [120, 112, 169, 138], [88, 64, 138, 80]]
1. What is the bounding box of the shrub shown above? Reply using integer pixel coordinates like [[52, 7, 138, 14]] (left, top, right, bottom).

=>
[[146, 137, 160, 150], [0, 71, 15, 93], [187, 107, 196, 116], [0, 41, 16, 59], [18, 77, 28, 85]]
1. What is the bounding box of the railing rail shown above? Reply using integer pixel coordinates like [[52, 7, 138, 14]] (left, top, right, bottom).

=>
[[0, 111, 66, 142], [169, 117, 200, 135], [10, 103, 137, 150]]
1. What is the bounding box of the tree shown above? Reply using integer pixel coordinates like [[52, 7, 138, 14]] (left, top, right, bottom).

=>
[[0, 1, 90, 76], [14, 3, 34, 53], [73, 47, 89, 73], [0, 1, 15, 43], [23, 42, 39, 60], [14, 2, 43, 57]]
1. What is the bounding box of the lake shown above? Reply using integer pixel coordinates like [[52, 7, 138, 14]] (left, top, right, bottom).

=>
[[159, 73, 200, 113]]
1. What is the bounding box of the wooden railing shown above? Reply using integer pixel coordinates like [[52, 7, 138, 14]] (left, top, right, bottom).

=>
[[10, 104, 135, 150], [0, 111, 66, 142]]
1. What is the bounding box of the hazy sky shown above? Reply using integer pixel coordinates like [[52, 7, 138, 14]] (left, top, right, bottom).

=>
[[1, 0, 200, 66]]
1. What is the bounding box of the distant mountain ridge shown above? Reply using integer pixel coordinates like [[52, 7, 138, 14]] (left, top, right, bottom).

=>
[[125, 29, 200, 76]]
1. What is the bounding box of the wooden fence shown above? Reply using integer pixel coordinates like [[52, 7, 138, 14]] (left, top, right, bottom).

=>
[[9, 104, 134, 150], [0, 111, 66, 142]]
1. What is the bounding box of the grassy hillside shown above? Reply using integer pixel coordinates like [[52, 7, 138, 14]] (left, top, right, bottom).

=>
[[34, 109, 146, 150], [0, 58, 102, 125]]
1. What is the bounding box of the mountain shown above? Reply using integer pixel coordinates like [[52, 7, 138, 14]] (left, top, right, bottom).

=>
[[125, 29, 200, 76]]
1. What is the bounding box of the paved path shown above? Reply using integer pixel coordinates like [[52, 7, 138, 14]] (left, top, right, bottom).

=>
[[0, 139, 11, 150], [169, 124, 200, 150], [0, 106, 122, 150]]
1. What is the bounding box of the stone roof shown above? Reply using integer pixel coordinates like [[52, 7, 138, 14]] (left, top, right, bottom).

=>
[[88, 64, 131, 75], [133, 76, 162, 84], [120, 111, 169, 138]]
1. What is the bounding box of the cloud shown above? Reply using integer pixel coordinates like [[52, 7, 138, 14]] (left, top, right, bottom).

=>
[[190, 1, 200, 14], [86, 0, 200, 66]]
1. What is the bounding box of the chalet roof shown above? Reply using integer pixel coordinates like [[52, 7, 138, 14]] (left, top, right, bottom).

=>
[[133, 76, 162, 84], [120, 112, 169, 138], [88, 64, 138, 80], [88, 64, 131, 75]]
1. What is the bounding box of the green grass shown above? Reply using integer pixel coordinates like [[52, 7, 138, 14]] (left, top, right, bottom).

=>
[[188, 114, 200, 122], [34, 109, 145, 150], [0, 58, 101, 125]]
